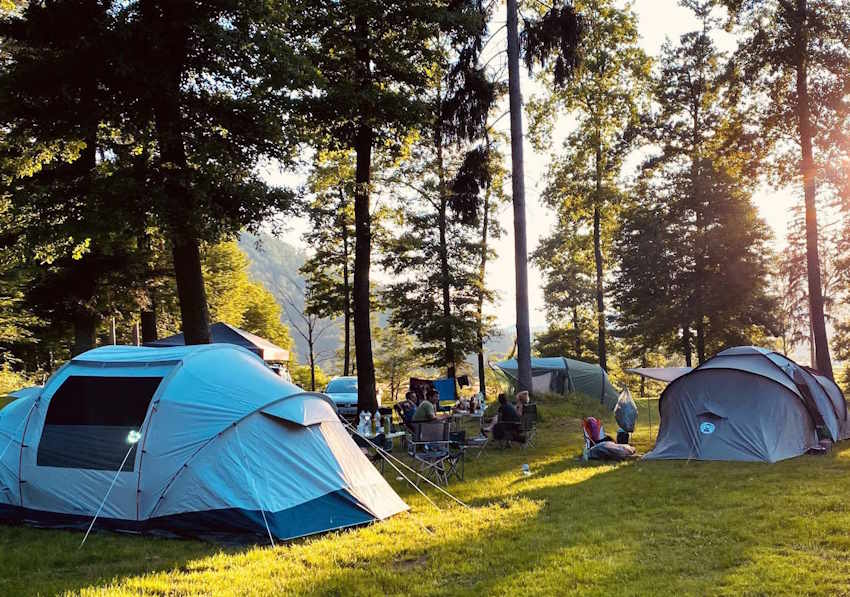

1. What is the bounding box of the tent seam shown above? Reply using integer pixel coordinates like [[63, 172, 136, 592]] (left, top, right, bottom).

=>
[[146, 392, 335, 519]]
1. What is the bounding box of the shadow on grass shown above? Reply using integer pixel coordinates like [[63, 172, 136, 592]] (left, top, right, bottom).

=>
[[0, 524, 227, 596], [12, 396, 850, 595]]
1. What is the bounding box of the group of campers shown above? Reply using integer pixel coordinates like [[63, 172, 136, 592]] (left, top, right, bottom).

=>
[[397, 388, 529, 443], [1, 342, 847, 546]]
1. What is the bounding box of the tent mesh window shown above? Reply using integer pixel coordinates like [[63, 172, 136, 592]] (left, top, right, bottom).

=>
[[37, 375, 162, 471]]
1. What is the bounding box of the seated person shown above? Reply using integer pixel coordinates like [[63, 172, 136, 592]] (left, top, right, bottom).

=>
[[399, 391, 418, 426], [412, 392, 438, 422], [515, 391, 530, 416], [412, 390, 446, 423], [492, 394, 522, 442]]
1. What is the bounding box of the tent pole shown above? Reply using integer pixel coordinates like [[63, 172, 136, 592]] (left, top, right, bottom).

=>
[[80, 439, 137, 548], [648, 394, 653, 443], [342, 420, 469, 509]]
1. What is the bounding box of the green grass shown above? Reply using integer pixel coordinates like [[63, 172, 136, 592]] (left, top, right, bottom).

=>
[[4, 394, 850, 596]]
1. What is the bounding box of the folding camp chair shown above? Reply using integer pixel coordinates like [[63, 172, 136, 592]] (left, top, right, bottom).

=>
[[520, 403, 538, 449], [464, 415, 495, 458], [406, 421, 463, 486]]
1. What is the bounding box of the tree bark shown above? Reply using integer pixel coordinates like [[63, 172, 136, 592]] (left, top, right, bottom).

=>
[[436, 129, 456, 379], [682, 324, 693, 367], [593, 145, 607, 371], [72, 311, 98, 356], [793, 0, 833, 378], [144, 0, 210, 345], [140, 308, 158, 343], [171, 236, 210, 344], [352, 12, 378, 413], [341, 193, 352, 377], [573, 304, 581, 357], [506, 0, 533, 393], [308, 331, 316, 391], [691, 92, 707, 365], [476, 184, 491, 396]]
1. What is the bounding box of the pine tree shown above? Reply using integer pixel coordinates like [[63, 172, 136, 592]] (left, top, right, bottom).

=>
[[123, 0, 298, 344], [292, 0, 490, 412], [527, 0, 651, 371], [300, 151, 356, 375], [721, 0, 850, 378], [532, 212, 597, 360]]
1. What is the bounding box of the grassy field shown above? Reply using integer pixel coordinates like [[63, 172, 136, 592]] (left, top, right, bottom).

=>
[[3, 394, 850, 596]]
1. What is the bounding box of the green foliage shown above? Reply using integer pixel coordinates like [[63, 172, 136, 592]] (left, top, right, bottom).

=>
[[289, 362, 329, 391], [0, 364, 31, 395], [527, 0, 651, 370], [373, 324, 421, 402], [533, 320, 596, 361], [300, 151, 356, 321], [613, 3, 777, 364], [380, 140, 501, 371], [200, 241, 292, 350]]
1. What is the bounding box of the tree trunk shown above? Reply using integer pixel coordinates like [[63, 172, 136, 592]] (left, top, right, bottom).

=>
[[72, 311, 98, 356], [309, 334, 316, 391], [506, 0, 533, 393], [342, 201, 352, 377], [140, 308, 158, 343], [592, 136, 607, 371], [691, 96, 706, 365], [70, 106, 99, 357], [171, 235, 211, 344], [573, 304, 581, 357], [696, 321, 706, 364], [352, 13, 378, 413], [145, 0, 210, 345], [436, 132, 456, 379], [794, 0, 833, 378], [476, 184, 491, 397], [682, 324, 693, 367]]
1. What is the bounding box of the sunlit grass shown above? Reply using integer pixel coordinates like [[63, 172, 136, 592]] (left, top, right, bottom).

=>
[[3, 393, 850, 595]]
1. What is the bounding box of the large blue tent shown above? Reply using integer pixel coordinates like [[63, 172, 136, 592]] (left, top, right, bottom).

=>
[[0, 345, 406, 542]]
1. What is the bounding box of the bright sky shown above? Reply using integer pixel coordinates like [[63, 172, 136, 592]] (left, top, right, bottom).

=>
[[273, 0, 799, 330]]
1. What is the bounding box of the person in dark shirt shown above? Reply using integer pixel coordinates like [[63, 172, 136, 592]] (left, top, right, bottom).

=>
[[400, 391, 418, 426], [493, 393, 521, 441]]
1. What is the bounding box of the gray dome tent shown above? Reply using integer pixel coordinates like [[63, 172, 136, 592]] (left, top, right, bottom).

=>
[[492, 357, 619, 409], [645, 346, 848, 463]]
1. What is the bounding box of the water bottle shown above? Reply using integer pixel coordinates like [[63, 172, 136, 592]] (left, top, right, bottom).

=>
[[358, 411, 367, 434], [522, 463, 531, 476], [370, 411, 377, 435]]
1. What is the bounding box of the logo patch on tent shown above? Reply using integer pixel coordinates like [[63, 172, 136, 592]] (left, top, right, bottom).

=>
[[699, 422, 716, 435]]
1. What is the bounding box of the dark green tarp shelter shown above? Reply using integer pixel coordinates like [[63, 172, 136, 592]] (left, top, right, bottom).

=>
[[492, 357, 619, 409]]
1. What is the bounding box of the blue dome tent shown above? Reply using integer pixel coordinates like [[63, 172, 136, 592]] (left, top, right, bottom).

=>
[[0, 345, 407, 542]]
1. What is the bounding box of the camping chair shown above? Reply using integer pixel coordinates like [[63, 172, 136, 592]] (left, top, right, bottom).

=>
[[519, 403, 538, 449], [498, 404, 537, 449], [406, 421, 462, 486], [464, 414, 494, 458]]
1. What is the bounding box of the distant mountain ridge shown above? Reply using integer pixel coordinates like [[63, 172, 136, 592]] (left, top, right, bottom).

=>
[[238, 231, 343, 370], [238, 231, 535, 376]]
